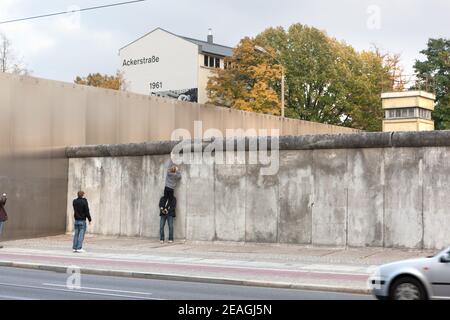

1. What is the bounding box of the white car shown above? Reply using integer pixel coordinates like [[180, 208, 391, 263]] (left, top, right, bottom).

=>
[[371, 247, 450, 300]]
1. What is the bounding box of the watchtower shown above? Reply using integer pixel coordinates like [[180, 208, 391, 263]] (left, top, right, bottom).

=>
[[382, 91, 435, 132]]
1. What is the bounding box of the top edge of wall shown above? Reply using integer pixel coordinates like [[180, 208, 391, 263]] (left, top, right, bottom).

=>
[[65, 131, 450, 158], [0, 72, 358, 133]]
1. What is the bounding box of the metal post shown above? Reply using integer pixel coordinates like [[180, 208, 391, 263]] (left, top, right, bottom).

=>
[[281, 68, 285, 118], [254, 45, 286, 118]]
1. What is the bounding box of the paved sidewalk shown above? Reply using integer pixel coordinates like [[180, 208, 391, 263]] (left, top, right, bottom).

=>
[[0, 235, 435, 294]]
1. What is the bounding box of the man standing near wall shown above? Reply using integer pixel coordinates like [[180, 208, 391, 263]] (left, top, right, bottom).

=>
[[72, 191, 92, 253], [160, 160, 181, 244], [0, 193, 8, 249]]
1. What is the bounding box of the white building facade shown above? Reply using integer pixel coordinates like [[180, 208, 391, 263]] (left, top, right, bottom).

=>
[[119, 28, 233, 104]]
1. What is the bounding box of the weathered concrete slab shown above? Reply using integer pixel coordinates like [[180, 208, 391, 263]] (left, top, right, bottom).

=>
[[347, 149, 384, 247], [423, 147, 450, 250], [214, 162, 246, 242], [245, 165, 279, 243], [278, 150, 313, 245], [186, 163, 216, 241], [66, 158, 103, 235], [119, 157, 144, 237], [66, 159, 84, 233], [140, 155, 168, 239], [97, 158, 122, 236], [83, 158, 105, 236], [384, 148, 424, 249], [173, 161, 188, 241], [312, 149, 348, 246]]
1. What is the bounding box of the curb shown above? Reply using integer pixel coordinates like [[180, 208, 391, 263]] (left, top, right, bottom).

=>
[[0, 260, 371, 295]]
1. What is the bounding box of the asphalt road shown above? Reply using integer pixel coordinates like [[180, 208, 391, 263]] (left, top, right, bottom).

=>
[[0, 267, 373, 300]]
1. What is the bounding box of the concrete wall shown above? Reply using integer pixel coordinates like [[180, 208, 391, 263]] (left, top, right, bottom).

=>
[[67, 131, 450, 250], [0, 72, 356, 241]]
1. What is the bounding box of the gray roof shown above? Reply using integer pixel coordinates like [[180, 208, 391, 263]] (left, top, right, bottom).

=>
[[119, 27, 233, 57], [182, 36, 234, 57]]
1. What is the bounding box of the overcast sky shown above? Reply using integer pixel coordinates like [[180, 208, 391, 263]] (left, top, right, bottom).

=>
[[0, 0, 449, 82]]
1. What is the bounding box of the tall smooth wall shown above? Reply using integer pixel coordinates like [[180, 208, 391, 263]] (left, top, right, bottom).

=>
[[66, 132, 450, 250], [0, 73, 356, 240]]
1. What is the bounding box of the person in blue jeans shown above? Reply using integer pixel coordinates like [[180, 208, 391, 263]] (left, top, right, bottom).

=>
[[72, 191, 92, 253], [159, 160, 181, 244], [159, 187, 177, 244]]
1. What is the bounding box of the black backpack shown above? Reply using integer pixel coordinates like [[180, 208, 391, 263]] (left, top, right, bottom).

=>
[[159, 196, 177, 217]]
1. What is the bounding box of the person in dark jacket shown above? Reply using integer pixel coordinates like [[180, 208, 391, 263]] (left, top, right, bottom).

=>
[[72, 191, 92, 253], [159, 160, 181, 244], [0, 193, 8, 249]]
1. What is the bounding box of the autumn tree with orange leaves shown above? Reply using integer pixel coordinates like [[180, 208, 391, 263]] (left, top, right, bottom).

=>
[[75, 71, 126, 90], [208, 37, 282, 116]]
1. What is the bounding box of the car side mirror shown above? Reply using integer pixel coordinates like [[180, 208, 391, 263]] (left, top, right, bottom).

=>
[[440, 254, 450, 263]]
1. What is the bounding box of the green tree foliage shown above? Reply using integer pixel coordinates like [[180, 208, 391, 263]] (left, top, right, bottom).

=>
[[208, 24, 395, 131], [414, 38, 450, 130], [75, 71, 126, 90]]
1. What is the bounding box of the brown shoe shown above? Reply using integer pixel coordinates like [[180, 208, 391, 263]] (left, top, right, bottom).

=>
[[160, 241, 164, 244]]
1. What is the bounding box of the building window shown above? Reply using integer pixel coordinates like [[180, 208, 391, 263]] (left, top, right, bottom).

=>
[[386, 108, 417, 119], [419, 108, 432, 120], [204, 55, 222, 69], [385, 107, 433, 120]]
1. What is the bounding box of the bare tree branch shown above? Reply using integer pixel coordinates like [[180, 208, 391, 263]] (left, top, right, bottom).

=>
[[0, 33, 30, 75]]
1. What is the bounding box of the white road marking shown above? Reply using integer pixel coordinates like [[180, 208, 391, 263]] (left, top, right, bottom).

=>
[[43, 283, 153, 296], [0, 282, 165, 300]]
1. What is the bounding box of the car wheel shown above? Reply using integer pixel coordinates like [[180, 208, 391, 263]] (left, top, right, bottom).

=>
[[390, 277, 427, 300]]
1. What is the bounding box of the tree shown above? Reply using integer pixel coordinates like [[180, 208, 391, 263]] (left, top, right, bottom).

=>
[[208, 24, 393, 131], [371, 45, 407, 92], [0, 33, 30, 75], [336, 49, 388, 131], [348, 48, 405, 131], [207, 37, 282, 115], [74, 71, 127, 90], [414, 38, 450, 130]]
